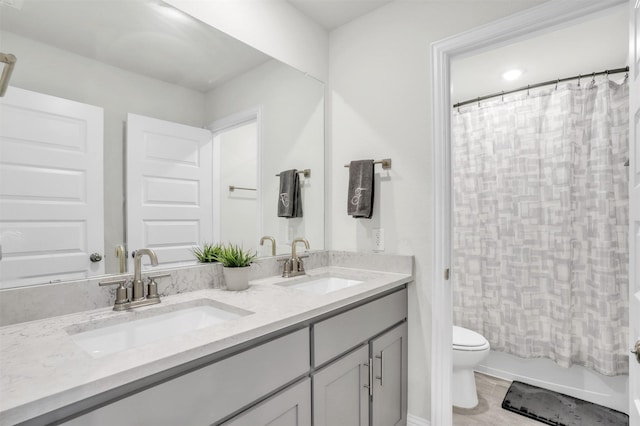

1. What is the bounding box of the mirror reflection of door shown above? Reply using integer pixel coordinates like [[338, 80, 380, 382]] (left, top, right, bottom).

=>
[[213, 119, 259, 253], [0, 87, 104, 288], [126, 113, 212, 271]]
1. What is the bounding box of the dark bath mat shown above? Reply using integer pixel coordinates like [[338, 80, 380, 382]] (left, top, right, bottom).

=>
[[501, 381, 628, 426]]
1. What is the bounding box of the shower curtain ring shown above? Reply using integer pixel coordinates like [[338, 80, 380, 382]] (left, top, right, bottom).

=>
[[605, 70, 609, 80], [578, 74, 581, 87], [555, 78, 559, 90], [591, 72, 596, 86], [501, 91, 504, 102], [477, 96, 480, 107], [527, 85, 530, 96]]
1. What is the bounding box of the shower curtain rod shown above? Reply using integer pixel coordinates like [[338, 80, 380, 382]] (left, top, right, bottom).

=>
[[452, 66, 629, 109]]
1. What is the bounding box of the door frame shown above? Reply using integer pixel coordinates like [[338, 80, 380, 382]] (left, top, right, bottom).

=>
[[208, 107, 263, 247], [429, 1, 628, 424]]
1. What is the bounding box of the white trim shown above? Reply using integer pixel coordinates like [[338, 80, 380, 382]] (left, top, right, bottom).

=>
[[407, 413, 430, 426], [211, 133, 222, 243], [429, 1, 627, 425], [208, 107, 263, 247], [209, 107, 261, 135]]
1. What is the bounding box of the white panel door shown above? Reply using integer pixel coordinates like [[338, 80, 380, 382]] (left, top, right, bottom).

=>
[[629, 1, 640, 424], [126, 113, 212, 270], [0, 87, 104, 288]]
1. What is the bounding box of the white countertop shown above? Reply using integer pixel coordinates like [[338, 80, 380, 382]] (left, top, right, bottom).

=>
[[0, 266, 411, 426]]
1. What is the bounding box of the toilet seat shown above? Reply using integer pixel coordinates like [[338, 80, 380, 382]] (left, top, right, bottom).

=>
[[453, 326, 490, 351]]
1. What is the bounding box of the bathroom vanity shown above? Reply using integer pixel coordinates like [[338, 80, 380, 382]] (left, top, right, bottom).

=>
[[0, 254, 412, 426]]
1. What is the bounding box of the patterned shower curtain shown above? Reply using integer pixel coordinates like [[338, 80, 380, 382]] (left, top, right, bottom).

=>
[[452, 78, 629, 376]]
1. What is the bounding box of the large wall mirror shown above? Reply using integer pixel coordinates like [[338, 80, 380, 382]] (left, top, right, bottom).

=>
[[0, 0, 325, 289]]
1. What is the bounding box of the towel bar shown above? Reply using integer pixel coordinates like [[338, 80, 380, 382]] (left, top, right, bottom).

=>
[[229, 185, 256, 192], [0, 53, 17, 97], [275, 169, 311, 178], [343, 158, 392, 170]]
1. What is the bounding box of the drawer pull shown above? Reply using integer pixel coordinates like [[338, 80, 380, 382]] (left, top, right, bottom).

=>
[[375, 352, 383, 386], [363, 361, 373, 396]]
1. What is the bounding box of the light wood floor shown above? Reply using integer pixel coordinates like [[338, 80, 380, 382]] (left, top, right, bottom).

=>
[[452, 372, 543, 426]]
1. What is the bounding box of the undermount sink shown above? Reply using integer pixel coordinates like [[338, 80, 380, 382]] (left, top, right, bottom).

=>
[[67, 300, 252, 358], [276, 274, 364, 294]]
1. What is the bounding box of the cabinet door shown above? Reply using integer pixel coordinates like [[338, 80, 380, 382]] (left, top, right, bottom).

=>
[[312, 345, 369, 426], [371, 322, 408, 426], [223, 378, 310, 426]]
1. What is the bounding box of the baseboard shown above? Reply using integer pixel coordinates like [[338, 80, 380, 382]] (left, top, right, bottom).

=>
[[407, 413, 430, 426]]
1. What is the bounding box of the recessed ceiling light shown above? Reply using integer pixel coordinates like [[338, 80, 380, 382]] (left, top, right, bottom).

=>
[[502, 69, 523, 81]]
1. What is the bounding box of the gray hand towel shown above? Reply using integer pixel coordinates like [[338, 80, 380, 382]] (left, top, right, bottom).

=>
[[347, 160, 374, 218], [278, 169, 303, 218]]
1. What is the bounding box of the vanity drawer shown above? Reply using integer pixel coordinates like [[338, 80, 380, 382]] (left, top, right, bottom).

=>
[[313, 288, 407, 367], [62, 328, 309, 426], [222, 377, 311, 426]]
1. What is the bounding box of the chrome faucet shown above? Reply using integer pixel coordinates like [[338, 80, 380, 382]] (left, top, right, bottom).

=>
[[282, 238, 310, 278], [99, 248, 169, 311], [132, 248, 158, 301], [260, 236, 276, 256]]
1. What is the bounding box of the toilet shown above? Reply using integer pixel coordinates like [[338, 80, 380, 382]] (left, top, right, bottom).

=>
[[452, 325, 490, 408]]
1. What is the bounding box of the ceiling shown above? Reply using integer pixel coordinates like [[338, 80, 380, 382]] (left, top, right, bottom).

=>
[[2, 1, 628, 96], [287, 0, 393, 30], [451, 4, 629, 105]]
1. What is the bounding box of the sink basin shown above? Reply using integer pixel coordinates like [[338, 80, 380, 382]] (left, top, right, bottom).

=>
[[68, 301, 251, 358], [277, 275, 364, 294]]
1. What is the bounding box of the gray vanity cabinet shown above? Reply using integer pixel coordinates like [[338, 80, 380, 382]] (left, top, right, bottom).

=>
[[312, 289, 408, 426], [55, 288, 407, 426], [312, 323, 408, 426]]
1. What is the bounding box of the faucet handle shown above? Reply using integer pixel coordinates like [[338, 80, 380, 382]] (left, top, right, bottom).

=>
[[146, 277, 159, 300], [294, 255, 309, 274], [282, 259, 292, 277], [145, 274, 170, 300], [99, 278, 130, 307], [146, 273, 170, 280]]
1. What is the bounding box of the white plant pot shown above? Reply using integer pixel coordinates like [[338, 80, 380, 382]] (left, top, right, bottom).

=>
[[223, 266, 250, 291]]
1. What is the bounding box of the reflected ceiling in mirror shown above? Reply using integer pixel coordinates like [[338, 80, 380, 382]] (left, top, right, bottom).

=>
[[0, 0, 271, 92]]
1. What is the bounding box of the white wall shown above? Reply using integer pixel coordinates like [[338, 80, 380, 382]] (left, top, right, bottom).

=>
[[205, 59, 325, 255], [2, 31, 205, 275], [165, 0, 329, 82], [218, 122, 258, 251], [327, 1, 544, 420]]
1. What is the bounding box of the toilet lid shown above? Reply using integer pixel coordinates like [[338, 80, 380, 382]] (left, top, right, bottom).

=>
[[453, 326, 489, 348]]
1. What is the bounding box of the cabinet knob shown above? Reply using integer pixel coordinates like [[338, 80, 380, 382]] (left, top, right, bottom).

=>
[[90, 253, 103, 262]]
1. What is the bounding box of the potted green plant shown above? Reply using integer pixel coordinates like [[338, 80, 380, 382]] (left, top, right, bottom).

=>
[[191, 243, 223, 263], [214, 243, 257, 291]]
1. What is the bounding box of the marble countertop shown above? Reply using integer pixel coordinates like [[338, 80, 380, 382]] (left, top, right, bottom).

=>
[[0, 266, 411, 426]]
